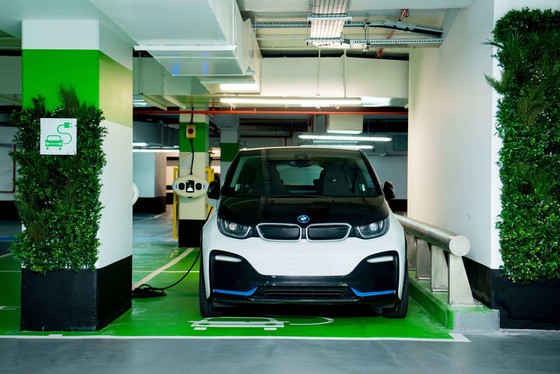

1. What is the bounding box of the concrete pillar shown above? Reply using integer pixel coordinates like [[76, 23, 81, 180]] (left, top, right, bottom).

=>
[[219, 124, 240, 181], [21, 19, 133, 329]]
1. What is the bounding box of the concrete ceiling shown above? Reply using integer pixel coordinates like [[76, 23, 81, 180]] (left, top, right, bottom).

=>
[[0, 0, 474, 116]]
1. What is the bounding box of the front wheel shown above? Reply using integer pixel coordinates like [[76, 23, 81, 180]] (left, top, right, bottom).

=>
[[199, 256, 220, 317], [383, 269, 409, 318]]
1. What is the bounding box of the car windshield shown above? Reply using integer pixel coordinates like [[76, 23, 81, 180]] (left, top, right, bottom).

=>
[[223, 148, 381, 197]]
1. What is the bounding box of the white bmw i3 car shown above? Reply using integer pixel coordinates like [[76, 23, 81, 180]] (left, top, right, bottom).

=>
[[200, 146, 408, 318]]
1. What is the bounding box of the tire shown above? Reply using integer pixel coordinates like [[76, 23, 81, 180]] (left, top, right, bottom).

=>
[[383, 268, 409, 318], [199, 256, 220, 317]]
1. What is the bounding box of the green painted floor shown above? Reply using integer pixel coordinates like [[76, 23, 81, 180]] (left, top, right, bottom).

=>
[[0, 213, 454, 340]]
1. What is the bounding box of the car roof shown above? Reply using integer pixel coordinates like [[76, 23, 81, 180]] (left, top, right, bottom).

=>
[[238, 146, 365, 158]]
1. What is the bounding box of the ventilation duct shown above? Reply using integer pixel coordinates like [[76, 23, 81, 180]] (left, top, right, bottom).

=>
[[328, 115, 363, 134], [91, 0, 261, 88]]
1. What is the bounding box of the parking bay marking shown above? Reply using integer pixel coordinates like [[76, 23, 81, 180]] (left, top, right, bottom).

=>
[[190, 316, 334, 331]]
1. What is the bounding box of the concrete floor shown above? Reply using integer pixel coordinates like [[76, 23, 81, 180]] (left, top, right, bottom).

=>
[[1, 330, 560, 373], [1, 210, 560, 372]]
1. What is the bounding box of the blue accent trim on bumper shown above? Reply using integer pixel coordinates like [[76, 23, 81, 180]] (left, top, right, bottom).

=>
[[351, 288, 396, 297], [213, 287, 258, 297]]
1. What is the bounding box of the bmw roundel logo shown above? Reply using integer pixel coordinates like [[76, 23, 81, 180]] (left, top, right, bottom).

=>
[[297, 215, 311, 224]]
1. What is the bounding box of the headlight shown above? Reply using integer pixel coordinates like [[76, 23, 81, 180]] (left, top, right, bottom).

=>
[[217, 217, 252, 239], [355, 218, 389, 239]]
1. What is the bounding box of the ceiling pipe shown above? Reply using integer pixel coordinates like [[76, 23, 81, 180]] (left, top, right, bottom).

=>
[[134, 109, 408, 116], [376, 9, 410, 59]]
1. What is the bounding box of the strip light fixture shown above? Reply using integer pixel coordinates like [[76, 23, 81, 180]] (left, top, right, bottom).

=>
[[299, 134, 392, 142], [220, 97, 362, 107], [304, 144, 374, 150]]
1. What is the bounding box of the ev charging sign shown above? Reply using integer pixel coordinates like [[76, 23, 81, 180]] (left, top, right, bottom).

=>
[[40, 118, 77, 155]]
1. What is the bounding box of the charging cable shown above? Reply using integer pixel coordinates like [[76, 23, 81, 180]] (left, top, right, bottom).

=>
[[131, 207, 214, 298]]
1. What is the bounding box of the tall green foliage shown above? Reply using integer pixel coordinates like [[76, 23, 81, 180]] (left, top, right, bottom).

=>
[[10, 87, 106, 274], [487, 8, 560, 283]]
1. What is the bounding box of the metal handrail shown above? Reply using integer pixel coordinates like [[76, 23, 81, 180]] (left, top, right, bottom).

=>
[[395, 214, 476, 306]]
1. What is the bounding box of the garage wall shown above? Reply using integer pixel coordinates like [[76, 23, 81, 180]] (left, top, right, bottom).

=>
[[133, 152, 167, 198], [369, 156, 408, 200], [408, 0, 498, 268], [408, 0, 560, 270]]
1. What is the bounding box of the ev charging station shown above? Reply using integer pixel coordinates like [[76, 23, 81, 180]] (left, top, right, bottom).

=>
[[174, 114, 210, 247]]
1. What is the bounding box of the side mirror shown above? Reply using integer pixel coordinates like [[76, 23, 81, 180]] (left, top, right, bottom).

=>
[[207, 180, 220, 200], [383, 181, 396, 200]]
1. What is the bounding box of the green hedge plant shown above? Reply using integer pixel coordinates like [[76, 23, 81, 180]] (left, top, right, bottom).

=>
[[10, 87, 106, 274], [487, 8, 560, 283]]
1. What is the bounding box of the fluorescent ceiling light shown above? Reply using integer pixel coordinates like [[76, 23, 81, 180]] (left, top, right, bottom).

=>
[[327, 129, 362, 134], [132, 142, 148, 147], [299, 134, 392, 142], [133, 149, 180, 153], [304, 144, 374, 150], [135, 45, 237, 52], [220, 97, 362, 107], [361, 97, 393, 107], [133, 100, 148, 108]]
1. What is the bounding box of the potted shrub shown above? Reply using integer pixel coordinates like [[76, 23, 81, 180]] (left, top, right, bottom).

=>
[[10, 87, 109, 331], [486, 8, 560, 328]]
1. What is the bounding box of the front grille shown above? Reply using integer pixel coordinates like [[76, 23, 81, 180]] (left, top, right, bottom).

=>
[[257, 223, 301, 241], [307, 223, 351, 241], [256, 222, 352, 241], [255, 287, 356, 300]]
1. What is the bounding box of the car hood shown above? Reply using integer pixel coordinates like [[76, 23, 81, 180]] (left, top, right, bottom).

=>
[[217, 196, 390, 226]]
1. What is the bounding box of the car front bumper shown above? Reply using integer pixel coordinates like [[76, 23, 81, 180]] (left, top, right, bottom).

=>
[[208, 249, 401, 307], [201, 212, 407, 308]]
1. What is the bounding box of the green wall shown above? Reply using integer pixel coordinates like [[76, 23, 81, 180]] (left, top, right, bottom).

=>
[[22, 49, 132, 126], [22, 50, 100, 109]]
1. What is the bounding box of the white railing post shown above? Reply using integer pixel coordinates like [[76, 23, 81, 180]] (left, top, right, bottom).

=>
[[430, 246, 449, 291], [448, 255, 475, 305], [396, 214, 476, 306], [416, 239, 431, 280], [406, 234, 417, 270]]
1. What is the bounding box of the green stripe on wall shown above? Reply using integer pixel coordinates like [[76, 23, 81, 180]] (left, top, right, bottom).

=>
[[179, 122, 209, 152], [23, 50, 132, 127], [100, 53, 132, 127], [220, 143, 239, 162], [22, 50, 100, 109]]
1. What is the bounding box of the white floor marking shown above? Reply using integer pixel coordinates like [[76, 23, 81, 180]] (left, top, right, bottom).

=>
[[449, 333, 471, 342], [283, 317, 334, 326], [0, 253, 13, 259], [0, 306, 18, 311], [190, 317, 287, 331], [0, 334, 471, 342], [131, 248, 194, 290]]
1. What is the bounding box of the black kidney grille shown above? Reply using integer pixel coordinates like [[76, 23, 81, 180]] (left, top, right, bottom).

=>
[[256, 223, 351, 241], [257, 224, 301, 241], [306, 224, 351, 241]]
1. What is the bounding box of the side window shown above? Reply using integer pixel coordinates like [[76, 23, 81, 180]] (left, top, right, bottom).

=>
[[226, 156, 262, 195]]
